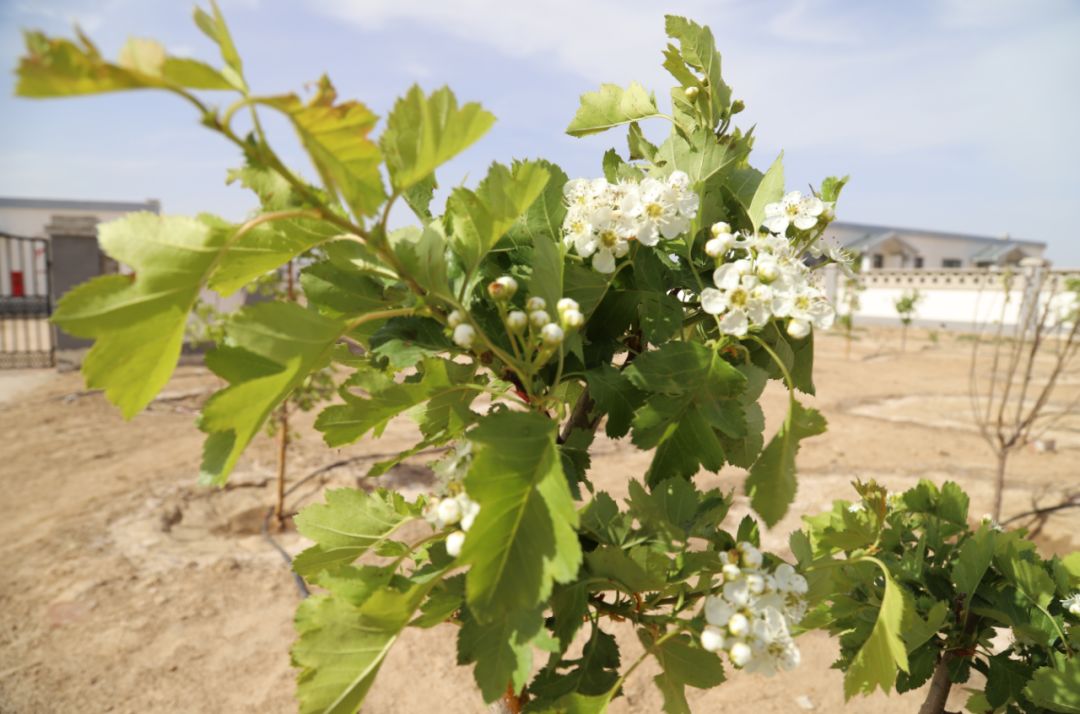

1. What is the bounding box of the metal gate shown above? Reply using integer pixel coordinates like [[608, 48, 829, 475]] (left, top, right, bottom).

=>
[[1, 232, 53, 368]]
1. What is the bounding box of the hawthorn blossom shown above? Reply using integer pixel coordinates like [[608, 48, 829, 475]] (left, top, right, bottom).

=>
[[763, 191, 825, 234], [1061, 593, 1080, 617], [700, 544, 807, 676]]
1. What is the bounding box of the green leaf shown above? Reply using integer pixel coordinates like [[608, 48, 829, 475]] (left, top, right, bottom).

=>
[[461, 411, 582, 621], [985, 654, 1033, 709], [532, 627, 621, 702], [585, 364, 645, 439], [626, 342, 745, 399], [566, 82, 660, 137], [664, 16, 732, 129], [505, 158, 568, 312], [316, 358, 480, 446], [585, 545, 668, 592], [628, 122, 659, 162], [388, 224, 451, 296], [952, 526, 995, 612], [446, 160, 550, 273], [300, 260, 388, 317], [996, 541, 1057, 610], [843, 557, 910, 699], [51, 213, 230, 418], [199, 302, 347, 483], [938, 481, 970, 524], [654, 129, 732, 186], [747, 153, 784, 233], [293, 574, 441, 714], [580, 492, 631, 547], [458, 606, 546, 703], [381, 84, 496, 190], [744, 400, 826, 527], [260, 76, 385, 218], [1024, 659, 1080, 713], [193, 0, 245, 89], [641, 631, 725, 714], [292, 488, 417, 578]]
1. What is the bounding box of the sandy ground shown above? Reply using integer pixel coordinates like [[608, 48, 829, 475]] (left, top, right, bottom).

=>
[[0, 326, 1077, 713]]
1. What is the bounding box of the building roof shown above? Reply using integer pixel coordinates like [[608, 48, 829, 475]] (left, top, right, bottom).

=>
[[843, 231, 920, 254], [969, 241, 1033, 261], [829, 220, 1045, 249], [0, 196, 160, 213]]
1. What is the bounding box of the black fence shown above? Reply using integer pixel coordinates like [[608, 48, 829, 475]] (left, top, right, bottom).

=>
[[1, 232, 53, 368]]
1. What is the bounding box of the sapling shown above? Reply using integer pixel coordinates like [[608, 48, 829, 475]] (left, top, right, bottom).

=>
[[894, 288, 922, 351]]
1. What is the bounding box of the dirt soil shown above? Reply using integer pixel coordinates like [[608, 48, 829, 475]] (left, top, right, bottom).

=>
[[0, 327, 1077, 713]]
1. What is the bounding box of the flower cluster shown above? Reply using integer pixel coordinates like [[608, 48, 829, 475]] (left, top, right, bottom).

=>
[[428, 492, 480, 558], [562, 171, 699, 273], [447, 277, 584, 364], [699, 542, 808, 677], [700, 222, 835, 339], [762, 190, 829, 235], [1061, 592, 1080, 617]]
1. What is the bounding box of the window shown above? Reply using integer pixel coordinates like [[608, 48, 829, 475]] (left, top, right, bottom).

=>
[[942, 258, 962, 268], [914, 256, 924, 268], [872, 254, 884, 269]]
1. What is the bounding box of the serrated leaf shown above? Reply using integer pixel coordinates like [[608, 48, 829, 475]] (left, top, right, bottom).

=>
[[50, 213, 231, 418], [199, 302, 347, 483], [744, 400, 825, 527], [457, 606, 546, 703], [293, 574, 441, 714], [654, 129, 732, 186], [292, 488, 417, 578], [585, 364, 645, 439], [300, 260, 388, 317], [461, 411, 582, 621], [193, 0, 244, 88], [260, 76, 385, 218], [566, 82, 660, 137], [843, 557, 910, 699], [446, 160, 550, 272], [1024, 659, 1080, 713], [747, 153, 784, 233], [952, 526, 995, 613], [985, 654, 1033, 709], [641, 631, 725, 714], [316, 358, 480, 446], [381, 84, 495, 190], [388, 224, 450, 296], [628, 122, 658, 161], [664, 16, 732, 129]]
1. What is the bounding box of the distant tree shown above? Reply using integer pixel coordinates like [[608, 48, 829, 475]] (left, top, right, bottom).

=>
[[893, 289, 922, 351]]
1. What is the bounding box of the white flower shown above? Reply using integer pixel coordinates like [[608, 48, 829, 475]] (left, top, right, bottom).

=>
[[847, 502, 865, 514], [1062, 593, 1080, 617], [540, 323, 564, 346], [445, 530, 465, 557], [773, 564, 808, 596], [705, 595, 735, 627], [529, 310, 551, 328], [435, 497, 462, 527], [701, 625, 726, 653], [506, 311, 527, 332], [452, 323, 476, 349], [723, 579, 751, 608], [458, 495, 481, 532], [705, 235, 733, 258], [763, 191, 825, 234]]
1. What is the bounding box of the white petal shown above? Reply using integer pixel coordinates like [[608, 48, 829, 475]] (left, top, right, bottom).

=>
[[762, 216, 789, 234], [793, 214, 819, 230], [592, 248, 617, 273], [713, 264, 742, 290], [659, 215, 690, 239], [800, 196, 824, 216], [700, 287, 727, 315], [636, 222, 660, 246], [763, 202, 784, 218], [719, 309, 749, 336]]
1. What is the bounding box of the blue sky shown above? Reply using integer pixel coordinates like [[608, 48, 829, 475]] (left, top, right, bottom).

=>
[[3, 0, 1079, 263]]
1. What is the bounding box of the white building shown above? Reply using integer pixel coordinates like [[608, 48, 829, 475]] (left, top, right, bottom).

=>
[[823, 221, 1047, 271]]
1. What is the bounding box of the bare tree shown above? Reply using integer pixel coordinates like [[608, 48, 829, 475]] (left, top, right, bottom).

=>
[[969, 261, 1080, 521]]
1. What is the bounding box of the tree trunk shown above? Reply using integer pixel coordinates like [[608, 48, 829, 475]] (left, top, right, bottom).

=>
[[992, 450, 1008, 522], [901, 324, 908, 352], [918, 655, 953, 714]]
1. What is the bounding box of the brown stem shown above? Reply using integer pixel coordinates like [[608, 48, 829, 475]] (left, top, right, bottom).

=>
[[275, 402, 289, 529], [992, 450, 1008, 522], [918, 655, 954, 714]]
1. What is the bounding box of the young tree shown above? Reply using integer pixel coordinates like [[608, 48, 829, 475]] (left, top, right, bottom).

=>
[[969, 264, 1080, 521], [894, 289, 922, 351]]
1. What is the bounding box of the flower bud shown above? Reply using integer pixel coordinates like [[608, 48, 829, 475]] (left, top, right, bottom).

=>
[[738, 542, 763, 569], [529, 310, 551, 328], [445, 530, 465, 557], [700, 625, 725, 653], [728, 642, 752, 668], [506, 310, 528, 332], [787, 318, 811, 340], [436, 497, 462, 527], [755, 258, 780, 284], [731, 100, 745, 115], [727, 613, 750, 638], [722, 563, 742, 581], [447, 309, 465, 328], [705, 235, 732, 258], [745, 573, 765, 595], [562, 309, 584, 330], [556, 297, 580, 315], [710, 222, 731, 238], [540, 323, 564, 346], [488, 275, 518, 301], [684, 85, 700, 101], [526, 296, 546, 312], [452, 323, 476, 349]]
